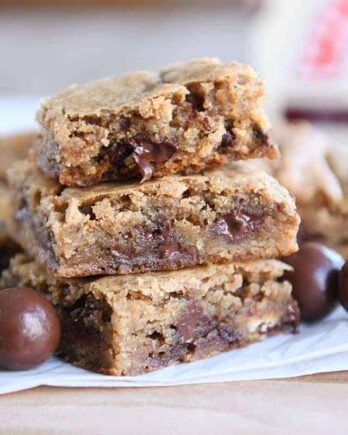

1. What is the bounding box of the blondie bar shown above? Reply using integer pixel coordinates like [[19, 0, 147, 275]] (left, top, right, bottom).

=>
[[255, 121, 348, 257], [0, 133, 32, 269], [36, 58, 277, 187], [8, 160, 299, 277], [0, 182, 21, 271], [1, 254, 299, 375], [0, 132, 34, 180]]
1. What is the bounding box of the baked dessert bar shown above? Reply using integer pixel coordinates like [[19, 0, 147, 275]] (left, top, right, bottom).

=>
[[255, 121, 348, 257], [0, 254, 299, 375], [0, 132, 34, 180], [0, 132, 35, 246], [8, 160, 299, 277], [0, 182, 21, 271], [36, 58, 278, 187], [0, 182, 13, 246], [0, 133, 32, 269]]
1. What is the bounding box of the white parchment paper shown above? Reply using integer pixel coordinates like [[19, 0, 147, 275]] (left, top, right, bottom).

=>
[[0, 99, 347, 395]]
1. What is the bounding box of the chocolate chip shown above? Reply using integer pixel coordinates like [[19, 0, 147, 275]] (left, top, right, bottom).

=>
[[119, 116, 131, 131], [283, 242, 344, 322], [66, 295, 111, 341], [78, 204, 96, 220], [253, 126, 269, 144], [110, 221, 198, 270], [99, 140, 133, 168], [339, 261, 348, 311], [213, 207, 263, 241], [99, 134, 177, 182], [147, 331, 165, 345], [185, 92, 205, 112], [176, 300, 203, 342], [0, 241, 21, 273], [217, 130, 236, 153], [159, 238, 180, 259], [156, 222, 181, 259], [203, 117, 212, 131], [218, 325, 239, 344], [82, 115, 104, 126], [132, 136, 177, 182], [0, 287, 61, 371], [218, 131, 235, 153]]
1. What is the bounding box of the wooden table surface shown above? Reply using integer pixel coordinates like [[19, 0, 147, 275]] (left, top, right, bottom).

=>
[[1, 372, 347, 434]]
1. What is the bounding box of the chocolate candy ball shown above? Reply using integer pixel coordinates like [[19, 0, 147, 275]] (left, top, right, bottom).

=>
[[284, 242, 344, 322], [339, 261, 348, 312], [0, 287, 61, 370]]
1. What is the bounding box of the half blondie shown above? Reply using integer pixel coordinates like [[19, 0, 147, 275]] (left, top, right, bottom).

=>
[[0, 132, 34, 180], [255, 121, 348, 257], [0, 183, 21, 271], [36, 58, 277, 187], [0, 254, 299, 375], [8, 160, 299, 277]]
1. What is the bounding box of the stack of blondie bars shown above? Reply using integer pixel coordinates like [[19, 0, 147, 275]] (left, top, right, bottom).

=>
[[4, 59, 300, 375]]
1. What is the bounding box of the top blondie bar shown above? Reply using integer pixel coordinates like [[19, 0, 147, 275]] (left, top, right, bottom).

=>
[[36, 58, 278, 187]]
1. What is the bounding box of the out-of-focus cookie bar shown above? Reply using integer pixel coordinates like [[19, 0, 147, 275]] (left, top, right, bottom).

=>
[[0, 132, 34, 180], [255, 121, 348, 257], [0, 133, 32, 269]]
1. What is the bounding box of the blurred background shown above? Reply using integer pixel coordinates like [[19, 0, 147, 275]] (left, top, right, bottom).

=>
[[1, 0, 348, 138], [0, 0, 259, 96]]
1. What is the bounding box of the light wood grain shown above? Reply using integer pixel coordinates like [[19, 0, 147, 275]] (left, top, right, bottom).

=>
[[1, 372, 347, 434]]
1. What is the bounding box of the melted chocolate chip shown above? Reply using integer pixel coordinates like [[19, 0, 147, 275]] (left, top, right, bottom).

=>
[[218, 131, 236, 153], [156, 222, 181, 259], [176, 300, 203, 342], [0, 287, 61, 371], [185, 92, 205, 112], [99, 134, 177, 182], [213, 208, 263, 241], [109, 219, 198, 271], [132, 136, 177, 182]]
